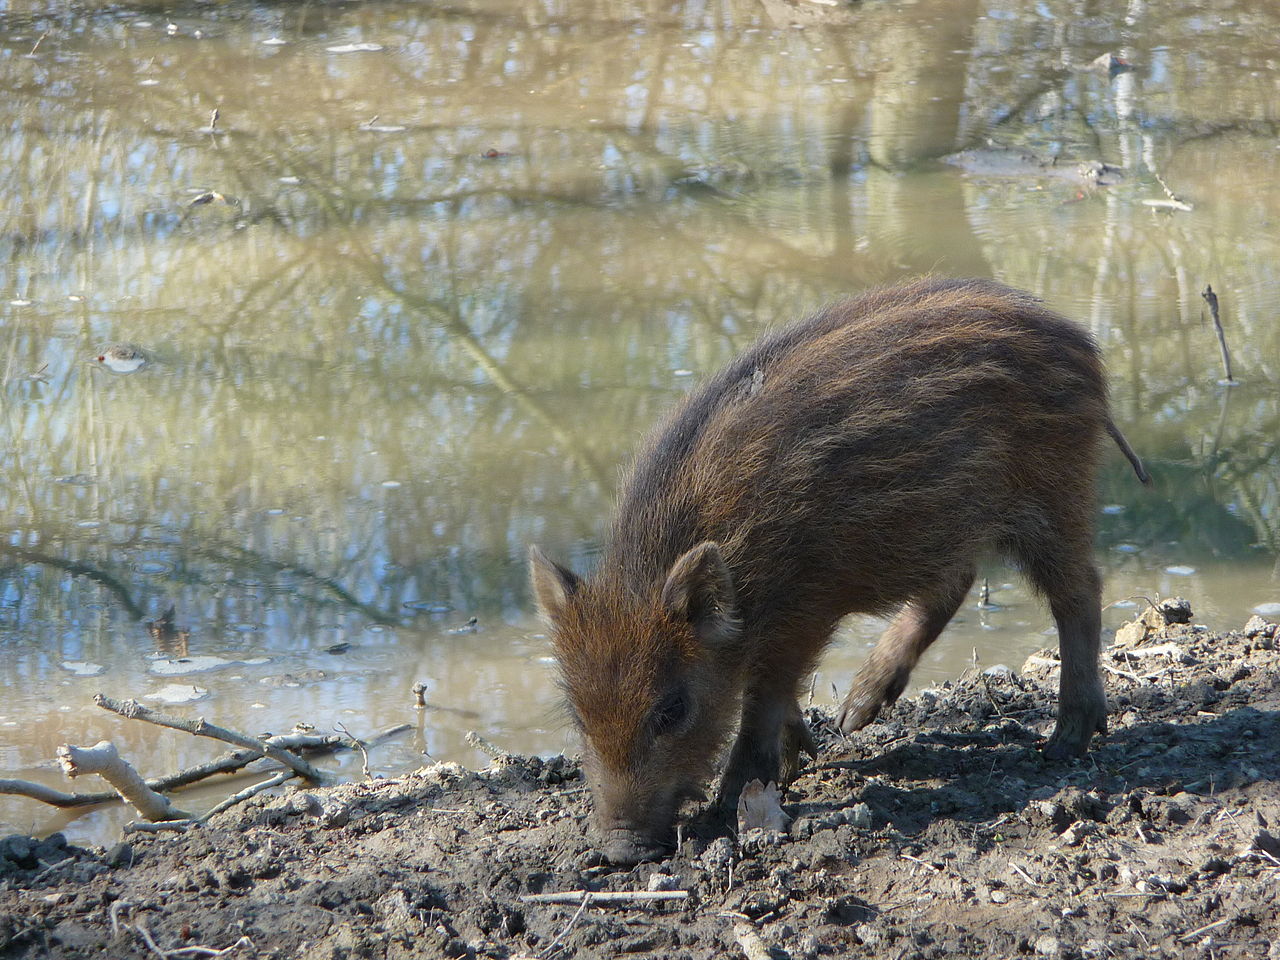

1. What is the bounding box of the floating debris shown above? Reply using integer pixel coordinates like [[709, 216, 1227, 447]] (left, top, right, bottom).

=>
[[326, 42, 384, 53], [91, 344, 148, 373], [145, 684, 210, 705], [1089, 52, 1133, 75], [404, 600, 453, 613], [360, 115, 407, 133], [187, 190, 239, 208], [60, 661, 106, 677], [150, 655, 271, 677]]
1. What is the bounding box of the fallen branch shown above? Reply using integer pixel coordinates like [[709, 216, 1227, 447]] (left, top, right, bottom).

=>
[[94, 695, 327, 783], [0, 779, 98, 808], [520, 891, 689, 905], [1, 733, 340, 810], [57, 741, 187, 822]]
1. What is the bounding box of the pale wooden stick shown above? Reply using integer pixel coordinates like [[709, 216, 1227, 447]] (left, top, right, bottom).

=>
[[57, 741, 186, 822], [466, 730, 513, 764], [94, 695, 326, 783], [520, 891, 688, 905]]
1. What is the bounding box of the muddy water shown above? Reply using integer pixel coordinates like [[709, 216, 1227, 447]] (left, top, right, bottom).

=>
[[2, 0, 1278, 843]]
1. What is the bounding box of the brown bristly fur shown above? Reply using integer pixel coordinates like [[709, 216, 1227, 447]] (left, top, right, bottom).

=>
[[531, 276, 1148, 865]]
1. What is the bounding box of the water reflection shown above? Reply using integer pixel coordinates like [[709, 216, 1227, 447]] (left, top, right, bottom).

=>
[[1, 0, 1278, 842]]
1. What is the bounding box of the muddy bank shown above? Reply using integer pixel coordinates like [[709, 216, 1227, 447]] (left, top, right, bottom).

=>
[[2, 604, 1278, 959]]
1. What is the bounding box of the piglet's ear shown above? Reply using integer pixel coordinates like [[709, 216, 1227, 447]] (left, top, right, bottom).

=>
[[660, 542, 741, 649], [529, 546, 579, 624]]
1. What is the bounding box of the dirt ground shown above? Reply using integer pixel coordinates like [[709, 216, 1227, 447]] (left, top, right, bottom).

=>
[[3, 601, 1278, 960]]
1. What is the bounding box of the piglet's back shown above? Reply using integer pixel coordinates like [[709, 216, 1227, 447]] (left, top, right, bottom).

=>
[[601, 277, 1108, 622]]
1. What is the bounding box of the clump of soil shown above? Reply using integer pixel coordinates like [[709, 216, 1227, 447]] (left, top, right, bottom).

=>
[[3, 604, 1278, 959]]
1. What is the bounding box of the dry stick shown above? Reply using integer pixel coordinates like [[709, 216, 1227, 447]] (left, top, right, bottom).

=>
[[1201, 285, 1235, 384], [466, 730, 513, 764], [164, 939, 255, 959], [1178, 917, 1234, 943], [94, 695, 326, 783], [336, 723, 372, 779], [57, 741, 187, 822], [200, 770, 296, 822], [123, 821, 194, 835], [132, 922, 168, 959], [540, 893, 593, 958], [1009, 860, 1044, 887], [520, 891, 689, 905]]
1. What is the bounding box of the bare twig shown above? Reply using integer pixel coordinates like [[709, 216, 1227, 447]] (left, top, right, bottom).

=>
[[132, 921, 168, 959], [466, 731, 513, 764], [1143, 171, 1193, 212], [57, 741, 187, 822], [94, 695, 327, 783], [1178, 917, 1233, 943], [123, 820, 194, 835], [520, 891, 688, 905], [200, 770, 296, 822], [162, 938, 255, 958], [1201, 285, 1235, 384], [336, 723, 372, 779], [540, 892, 593, 957], [1009, 860, 1044, 887], [109, 900, 132, 936]]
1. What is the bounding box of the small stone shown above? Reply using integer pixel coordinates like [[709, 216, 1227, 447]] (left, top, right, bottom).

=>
[[848, 802, 873, 830], [105, 843, 133, 868], [1034, 935, 1064, 957], [1243, 615, 1276, 640], [855, 922, 883, 946], [697, 837, 734, 875], [1158, 597, 1193, 624], [1060, 820, 1095, 846], [989, 889, 1009, 903], [646, 872, 680, 892]]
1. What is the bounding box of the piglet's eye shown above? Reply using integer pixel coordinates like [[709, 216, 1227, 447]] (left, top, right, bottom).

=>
[[650, 690, 689, 737]]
